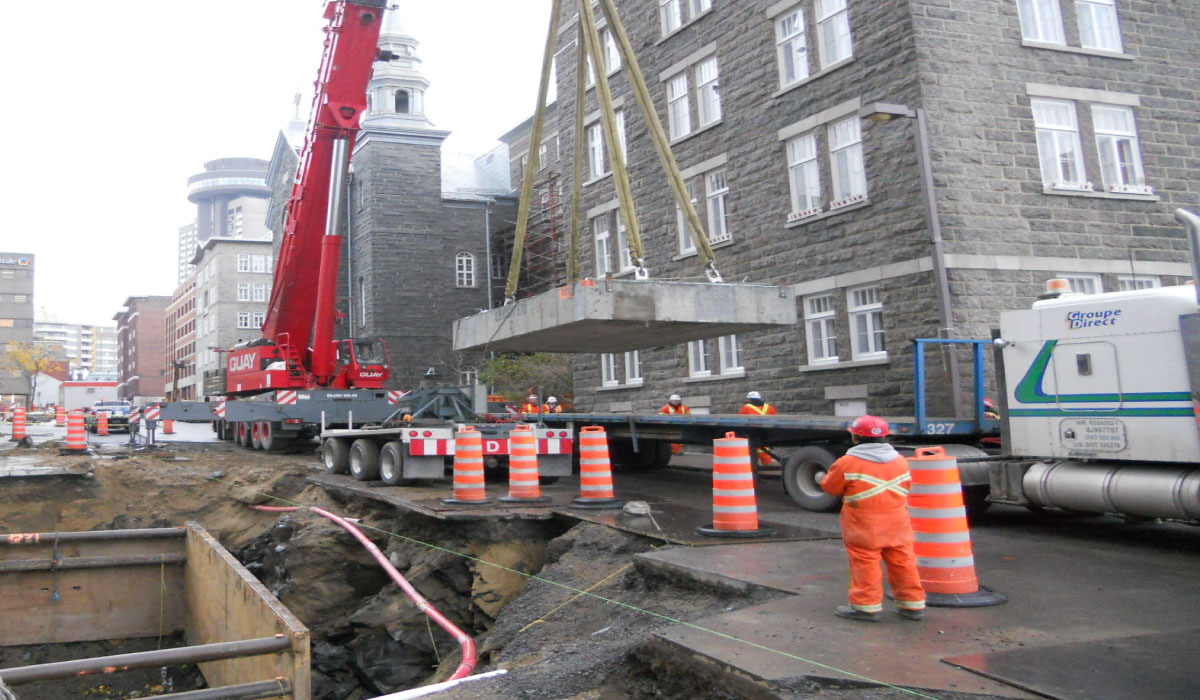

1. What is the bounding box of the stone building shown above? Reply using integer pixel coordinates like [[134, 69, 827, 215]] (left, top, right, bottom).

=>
[[113, 296, 170, 402], [499, 0, 1199, 416]]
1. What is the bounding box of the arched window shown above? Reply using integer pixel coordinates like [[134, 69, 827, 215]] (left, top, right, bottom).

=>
[[455, 252, 475, 288], [395, 90, 411, 114]]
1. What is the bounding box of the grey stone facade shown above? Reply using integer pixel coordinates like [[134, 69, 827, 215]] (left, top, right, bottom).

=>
[[498, 0, 1198, 417]]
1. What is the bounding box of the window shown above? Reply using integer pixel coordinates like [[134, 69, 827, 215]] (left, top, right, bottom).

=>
[[776, 7, 809, 88], [252, 312, 265, 328], [601, 353, 619, 387], [719, 335, 742, 373], [358, 277, 367, 327], [237, 312, 252, 329], [688, 335, 741, 377], [704, 170, 731, 244], [660, 0, 683, 35], [395, 90, 410, 114], [616, 110, 628, 160], [625, 351, 642, 384], [1018, 0, 1065, 44], [805, 294, 838, 364], [594, 216, 613, 276], [667, 74, 692, 140], [237, 283, 250, 301], [848, 285, 885, 359], [538, 143, 548, 170], [616, 213, 634, 272], [1058, 274, 1102, 294], [490, 253, 504, 280], [602, 28, 621, 75], [1031, 99, 1087, 190], [829, 118, 867, 207], [1093, 105, 1147, 193], [253, 284, 267, 302], [695, 58, 722, 127], [816, 0, 852, 67], [677, 181, 702, 254], [520, 152, 529, 176], [252, 255, 267, 273], [1117, 275, 1159, 291], [688, 339, 712, 377], [1076, 0, 1121, 50], [460, 367, 478, 386], [690, 0, 712, 15], [787, 133, 821, 219], [587, 123, 606, 180], [237, 254, 250, 272], [455, 252, 475, 288]]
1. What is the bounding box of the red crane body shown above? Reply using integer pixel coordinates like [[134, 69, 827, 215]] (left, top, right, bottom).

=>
[[226, 0, 391, 397]]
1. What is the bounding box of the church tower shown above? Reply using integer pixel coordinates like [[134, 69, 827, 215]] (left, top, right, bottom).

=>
[[363, 9, 434, 130]]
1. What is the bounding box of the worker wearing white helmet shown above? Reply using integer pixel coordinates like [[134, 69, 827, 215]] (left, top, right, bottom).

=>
[[659, 393, 690, 455], [543, 396, 564, 413], [519, 394, 541, 414], [739, 391, 777, 466]]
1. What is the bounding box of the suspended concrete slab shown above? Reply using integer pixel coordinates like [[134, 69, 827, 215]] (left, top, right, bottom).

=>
[[453, 279, 798, 353]]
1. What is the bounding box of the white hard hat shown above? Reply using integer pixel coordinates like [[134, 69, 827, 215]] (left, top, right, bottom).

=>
[[669, 394, 682, 402], [528, 394, 537, 401], [547, 396, 558, 403], [747, 391, 762, 400]]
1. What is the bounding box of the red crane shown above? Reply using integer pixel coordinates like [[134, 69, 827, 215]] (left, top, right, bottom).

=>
[[225, 0, 392, 396]]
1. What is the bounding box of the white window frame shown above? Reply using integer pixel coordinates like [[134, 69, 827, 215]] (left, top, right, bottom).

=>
[[1031, 98, 1089, 191], [616, 110, 628, 160], [252, 255, 267, 273], [804, 293, 838, 364], [695, 57, 722, 128], [358, 277, 367, 328], [659, 0, 683, 36], [705, 170, 732, 244], [236, 283, 250, 302], [1116, 274, 1159, 291], [1075, 0, 1121, 51], [1092, 104, 1148, 194], [455, 252, 475, 288], [776, 7, 809, 89], [236, 254, 250, 272], [460, 367, 478, 387], [828, 117, 867, 207], [816, 0, 852, 68], [677, 180, 701, 254], [848, 285, 886, 359], [252, 283, 267, 302], [593, 216, 613, 276], [667, 73, 692, 140], [252, 312, 265, 329], [688, 339, 712, 377], [1018, 0, 1065, 44], [616, 212, 634, 273], [601, 352, 619, 387], [587, 123, 606, 180], [237, 312, 252, 330], [689, 0, 712, 17], [719, 335, 742, 373], [625, 351, 643, 385], [538, 143, 548, 170], [1057, 273, 1103, 294], [602, 27, 621, 75], [787, 132, 821, 220]]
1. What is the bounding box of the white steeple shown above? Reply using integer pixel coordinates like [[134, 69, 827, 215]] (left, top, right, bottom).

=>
[[363, 3, 434, 130]]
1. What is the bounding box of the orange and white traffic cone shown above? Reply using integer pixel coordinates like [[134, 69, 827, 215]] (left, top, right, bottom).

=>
[[98, 413, 109, 436], [569, 426, 623, 510], [908, 447, 1005, 607], [10, 407, 27, 442], [501, 424, 550, 503], [698, 432, 776, 538], [443, 427, 491, 505], [55, 406, 66, 427], [163, 419, 176, 435], [64, 410, 87, 453]]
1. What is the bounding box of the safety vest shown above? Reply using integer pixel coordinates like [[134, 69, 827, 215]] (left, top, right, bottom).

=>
[[519, 403, 540, 414], [822, 454, 912, 511], [660, 404, 690, 414], [739, 403, 776, 416], [543, 404, 563, 413]]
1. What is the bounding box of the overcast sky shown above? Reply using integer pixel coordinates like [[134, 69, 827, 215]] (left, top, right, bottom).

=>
[[1, 1, 552, 327]]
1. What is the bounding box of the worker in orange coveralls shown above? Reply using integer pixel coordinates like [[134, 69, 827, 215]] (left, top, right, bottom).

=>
[[820, 415, 926, 622], [738, 391, 777, 465], [659, 394, 690, 454], [519, 395, 541, 414]]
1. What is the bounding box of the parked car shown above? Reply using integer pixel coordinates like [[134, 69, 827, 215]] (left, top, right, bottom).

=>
[[86, 401, 132, 433]]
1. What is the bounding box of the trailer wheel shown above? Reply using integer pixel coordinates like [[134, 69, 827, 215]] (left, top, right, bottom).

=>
[[783, 446, 842, 512], [250, 421, 265, 450], [350, 439, 381, 481], [237, 422, 252, 448], [380, 441, 412, 485], [260, 422, 291, 452], [322, 438, 350, 474]]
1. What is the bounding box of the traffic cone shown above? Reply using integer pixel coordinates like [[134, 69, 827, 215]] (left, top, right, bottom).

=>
[[63, 410, 87, 453], [10, 407, 27, 442], [163, 419, 176, 435], [501, 424, 550, 503], [569, 426, 623, 510], [907, 447, 1005, 607], [443, 427, 491, 505], [698, 432, 776, 538], [55, 406, 66, 427], [98, 412, 109, 436]]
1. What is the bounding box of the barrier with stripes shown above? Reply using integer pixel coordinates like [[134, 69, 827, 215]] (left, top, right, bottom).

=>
[[144, 405, 161, 421], [387, 390, 408, 404], [443, 427, 490, 505], [276, 390, 299, 406], [64, 410, 87, 452], [907, 447, 1005, 607], [501, 425, 550, 503], [55, 406, 66, 427], [97, 412, 109, 436], [697, 432, 775, 538], [570, 426, 623, 510], [214, 401, 227, 419], [10, 407, 27, 441]]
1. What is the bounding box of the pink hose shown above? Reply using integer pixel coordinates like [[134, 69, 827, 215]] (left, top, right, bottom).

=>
[[252, 505, 478, 680]]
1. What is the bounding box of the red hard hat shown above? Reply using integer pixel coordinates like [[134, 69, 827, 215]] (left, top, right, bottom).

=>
[[848, 415, 890, 438], [983, 397, 995, 408]]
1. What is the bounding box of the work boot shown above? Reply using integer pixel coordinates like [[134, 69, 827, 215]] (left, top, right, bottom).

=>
[[834, 605, 881, 622], [897, 608, 926, 621]]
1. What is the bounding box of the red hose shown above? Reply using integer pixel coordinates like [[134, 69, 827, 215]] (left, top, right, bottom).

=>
[[251, 505, 478, 680]]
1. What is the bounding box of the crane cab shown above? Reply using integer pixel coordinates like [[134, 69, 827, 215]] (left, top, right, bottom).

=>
[[337, 338, 391, 388]]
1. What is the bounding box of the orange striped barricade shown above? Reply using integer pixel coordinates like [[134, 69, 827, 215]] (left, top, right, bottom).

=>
[[443, 427, 491, 505], [501, 424, 550, 504], [63, 410, 88, 453], [569, 426, 624, 510], [697, 432, 776, 538], [97, 412, 110, 436], [55, 406, 66, 427], [10, 407, 27, 442], [163, 419, 176, 435], [907, 446, 1005, 607]]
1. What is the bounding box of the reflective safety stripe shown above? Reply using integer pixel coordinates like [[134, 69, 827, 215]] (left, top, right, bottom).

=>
[[580, 484, 613, 492], [896, 600, 926, 610], [908, 506, 967, 519], [843, 472, 911, 502], [579, 458, 610, 466], [909, 482, 963, 495], [852, 603, 883, 613], [908, 460, 957, 470], [713, 471, 751, 481], [917, 556, 975, 568], [713, 505, 760, 513], [713, 488, 757, 498], [914, 530, 972, 544], [713, 456, 750, 466]]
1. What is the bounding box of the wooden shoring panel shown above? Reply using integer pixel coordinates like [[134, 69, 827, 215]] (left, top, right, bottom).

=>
[[184, 523, 311, 700], [0, 533, 187, 646]]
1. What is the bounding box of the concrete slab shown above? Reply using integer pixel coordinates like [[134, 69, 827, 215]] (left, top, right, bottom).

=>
[[452, 280, 797, 353], [570, 501, 837, 548]]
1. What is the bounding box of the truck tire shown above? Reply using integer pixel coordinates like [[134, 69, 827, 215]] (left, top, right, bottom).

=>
[[260, 422, 291, 452], [251, 421, 265, 450], [783, 445, 842, 512], [350, 439, 381, 481], [610, 440, 671, 472], [380, 441, 410, 485], [237, 422, 252, 448], [322, 438, 350, 474]]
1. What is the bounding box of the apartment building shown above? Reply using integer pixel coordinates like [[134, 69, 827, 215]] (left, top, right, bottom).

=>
[[113, 296, 170, 402]]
